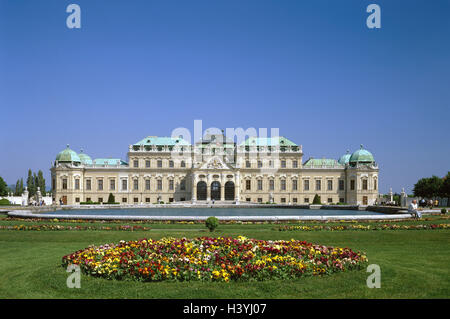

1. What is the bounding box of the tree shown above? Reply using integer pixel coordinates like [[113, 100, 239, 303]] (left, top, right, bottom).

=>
[[413, 176, 443, 199], [14, 179, 20, 196], [205, 217, 219, 232], [26, 169, 35, 198], [0, 176, 8, 196], [439, 172, 450, 206], [313, 194, 321, 204], [107, 193, 115, 204], [37, 170, 46, 196]]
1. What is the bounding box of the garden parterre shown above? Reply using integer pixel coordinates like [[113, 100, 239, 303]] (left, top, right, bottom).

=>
[[277, 223, 450, 231], [61, 236, 368, 282]]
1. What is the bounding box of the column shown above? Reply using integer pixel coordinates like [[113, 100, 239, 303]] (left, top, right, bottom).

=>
[[235, 172, 240, 204], [206, 173, 211, 201], [220, 183, 225, 201], [191, 174, 197, 202]]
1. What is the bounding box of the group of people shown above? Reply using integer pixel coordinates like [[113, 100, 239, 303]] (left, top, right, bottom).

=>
[[29, 200, 46, 206], [418, 199, 439, 208]]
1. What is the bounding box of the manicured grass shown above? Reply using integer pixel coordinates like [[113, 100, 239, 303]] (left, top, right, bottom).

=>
[[0, 217, 448, 298]]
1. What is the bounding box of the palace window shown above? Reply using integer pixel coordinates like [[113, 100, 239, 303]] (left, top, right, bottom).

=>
[[257, 180, 263, 191], [257, 198, 262, 203], [86, 179, 91, 191], [110, 179, 115, 191], [280, 179, 286, 191], [269, 179, 274, 191], [304, 180, 310, 191], [350, 180, 355, 190], [304, 198, 310, 203], [362, 179, 368, 190], [145, 179, 150, 191], [134, 198, 138, 203], [169, 160, 174, 168], [169, 180, 174, 190], [246, 180, 251, 190], [145, 160, 150, 168], [339, 180, 345, 191], [328, 198, 333, 203], [180, 180, 186, 191], [98, 179, 103, 191], [246, 161, 251, 168], [281, 198, 286, 203], [133, 179, 138, 190], [133, 160, 139, 168], [98, 197, 103, 203], [74, 179, 80, 190], [327, 180, 333, 191], [62, 178, 67, 190], [339, 198, 345, 203], [293, 161, 298, 168], [157, 180, 162, 190], [75, 197, 80, 203], [292, 179, 298, 191], [269, 160, 273, 168], [122, 197, 127, 203], [122, 179, 128, 191], [293, 198, 297, 203], [257, 161, 262, 168], [281, 160, 286, 168], [157, 160, 162, 168], [374, 179, 377, 190], [145, 198, 150, 203], [86, 197, 91, 202], [181, 161, 186, 168], [315, 180, 321, 191]]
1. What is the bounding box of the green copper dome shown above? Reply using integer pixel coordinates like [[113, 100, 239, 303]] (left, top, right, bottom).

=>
[[56, 145, 81, 163], [338, 150, 351, 165], [78, 149, 93, 165], [349, 145, 374, 164]]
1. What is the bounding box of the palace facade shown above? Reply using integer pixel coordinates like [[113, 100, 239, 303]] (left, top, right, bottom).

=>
[[50, 133, 379, 205]]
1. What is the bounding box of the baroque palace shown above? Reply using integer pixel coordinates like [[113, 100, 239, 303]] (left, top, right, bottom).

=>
[[51, 133, 379, 206]]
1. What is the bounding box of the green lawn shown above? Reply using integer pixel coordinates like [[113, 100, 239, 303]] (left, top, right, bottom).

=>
[[0, 215, 449, 298]]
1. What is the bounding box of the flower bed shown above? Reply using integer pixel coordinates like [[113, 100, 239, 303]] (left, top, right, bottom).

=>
[[0, 224, 151, 231], [277, 223, 450, 231], [61, 236, 368, 282]]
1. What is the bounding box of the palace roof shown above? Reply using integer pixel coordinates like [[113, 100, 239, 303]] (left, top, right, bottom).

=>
[[133, 136, 191, 146], [93, 158, 128, 166], [240, 136, 298, 147], [303, 158, 343, 168]]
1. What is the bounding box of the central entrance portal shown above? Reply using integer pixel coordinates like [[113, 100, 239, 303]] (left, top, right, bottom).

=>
[[211, 181, 221, 200]]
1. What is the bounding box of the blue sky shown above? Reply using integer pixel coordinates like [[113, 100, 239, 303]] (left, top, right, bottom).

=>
[[0, 0, 449, 193]]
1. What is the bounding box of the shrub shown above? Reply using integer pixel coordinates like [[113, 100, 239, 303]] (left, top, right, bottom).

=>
[[313, 194, 321, 205], [107, 193, 115, 204], [205, 216, 219, 232], [0, 198, 11, 205], [441, 208, 447, 215]]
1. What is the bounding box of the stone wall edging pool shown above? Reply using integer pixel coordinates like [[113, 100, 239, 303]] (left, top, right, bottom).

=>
[[7, 210, 418, 221]]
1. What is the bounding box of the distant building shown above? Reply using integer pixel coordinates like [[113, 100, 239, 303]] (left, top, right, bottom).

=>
[[50, 134, 379, 205]]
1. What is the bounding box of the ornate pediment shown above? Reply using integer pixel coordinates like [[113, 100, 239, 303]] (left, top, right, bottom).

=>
[[200, 156, 231, 170]]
